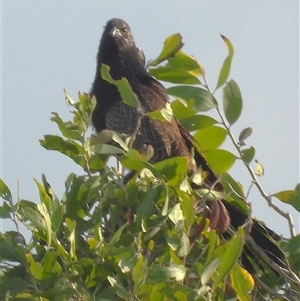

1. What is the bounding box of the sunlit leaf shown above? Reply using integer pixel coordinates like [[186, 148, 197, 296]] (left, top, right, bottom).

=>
[[230, 265, 255, 301], [223, 80, 243, 125], [166, 263, 186, 281], [205, 149, 236, 174], [254, 159, 264, 176], [171, 98, 196, 120], [201, 258, 220, 285], [272, 184, 300, 212], [147, 33, 183, 67], [149, 66, 200, 84], [213, 227, 244, 290], [167, 50, 204, 77], [215, 35, 234, 90], [145, 103, 173, 122], [194, 126, 227, 151], [65, 218, 77, 259], [37, 203, 52, 247], [169, 203, 184, 225], [167, 86, 218, 112]]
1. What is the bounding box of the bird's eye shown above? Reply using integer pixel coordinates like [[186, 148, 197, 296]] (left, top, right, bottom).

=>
[[121, 28, 128, 34]]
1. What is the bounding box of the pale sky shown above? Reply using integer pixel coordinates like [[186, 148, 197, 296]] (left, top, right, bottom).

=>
[[2, 1, 299, 238]]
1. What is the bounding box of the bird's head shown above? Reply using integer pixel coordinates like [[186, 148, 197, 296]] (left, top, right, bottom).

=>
[[104, 18, 136, 50]]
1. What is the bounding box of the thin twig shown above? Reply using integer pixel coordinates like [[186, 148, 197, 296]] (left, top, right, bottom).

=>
[[215, 106, 295, 237]]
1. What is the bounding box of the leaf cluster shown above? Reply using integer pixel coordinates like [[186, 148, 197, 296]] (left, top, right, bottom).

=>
[[1, 34, 299, 301]]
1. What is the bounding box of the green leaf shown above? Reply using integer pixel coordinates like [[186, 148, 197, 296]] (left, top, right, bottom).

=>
[[66, 218, 77, 259], [50, 112, 82, 141], [34, 179, 52, 211], [0, 236, 27, 265], [205, 149, 236, 174], [241, 146, 255, 164], [215, 35, 234, 90], [101, 64, 140, 108], [0, 277, 29, 298], [194, 126, 227, 150], [167, 50, 204, 77], [213, 227, 244, 290], [40, 135, 84, 167], [121, 150, 161, 178], [154, 156, 188, 185], [50, 199, 62, 232], [0, 179, 12, 202], [272, 184, 300, 212], [0, 203, 11, 219], [171, 98, 196, 121], [92, 143, 125, 155], [181, 194, 195, 230], [149, 66, 201, 84], [201, 258, 220, 285], [37, 203, 52, 247], [145, 103, 173, 122], [230, 265, 254, 301], [109, 222, 128, 246], [169, 203, 184, 226], [166, 263, 186, 281], [179, 115, 218, 132], [222, 80, 243, 125], [147, 33, 183, 67], [221, 173, 246, 201], [167, 86, 218, 112]]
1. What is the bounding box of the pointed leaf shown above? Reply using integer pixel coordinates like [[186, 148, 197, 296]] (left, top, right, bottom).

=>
[[223, 80, 243, 125], [213, 227, 244, 290], [147, 33, 183, 67], [201, 258, 220, 285], [215, 35, 234, 90], [101, 64, 140, 108], [272, 184, 300, 212], [239, 127, 253, 146], [0, 179, 12, 202]]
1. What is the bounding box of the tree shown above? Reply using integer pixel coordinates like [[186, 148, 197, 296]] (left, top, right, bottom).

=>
[[1, 34, 299, 301]]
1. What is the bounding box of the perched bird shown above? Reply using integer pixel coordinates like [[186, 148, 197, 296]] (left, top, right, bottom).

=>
[[90, 18, 290, 275]]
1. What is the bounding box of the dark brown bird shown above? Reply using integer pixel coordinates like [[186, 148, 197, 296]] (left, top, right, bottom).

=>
[[90, 18, 289, 275]]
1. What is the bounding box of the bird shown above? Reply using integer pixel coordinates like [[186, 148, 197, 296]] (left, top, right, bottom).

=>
[[90, 18, 292, 277]]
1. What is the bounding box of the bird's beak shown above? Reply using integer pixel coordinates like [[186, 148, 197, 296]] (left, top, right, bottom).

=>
[[110, 26, 121, 38]]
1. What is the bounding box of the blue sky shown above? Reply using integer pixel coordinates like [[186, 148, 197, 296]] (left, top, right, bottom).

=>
[[2, 1, 299, 238]]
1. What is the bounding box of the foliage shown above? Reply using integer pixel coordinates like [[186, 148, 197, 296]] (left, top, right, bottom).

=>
[[1, 34, 300, 301]]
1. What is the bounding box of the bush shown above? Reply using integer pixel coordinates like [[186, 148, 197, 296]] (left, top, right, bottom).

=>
[[1, 34, 299, 301]]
